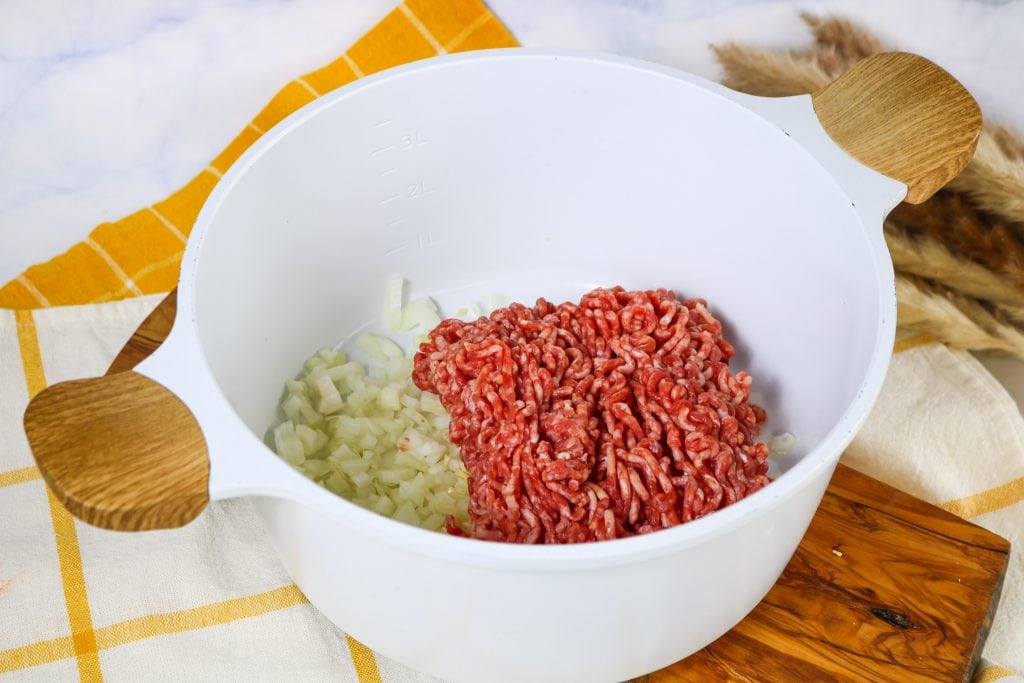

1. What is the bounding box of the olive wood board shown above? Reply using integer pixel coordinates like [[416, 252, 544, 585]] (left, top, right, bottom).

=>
[[116, 290, 1010, 683]]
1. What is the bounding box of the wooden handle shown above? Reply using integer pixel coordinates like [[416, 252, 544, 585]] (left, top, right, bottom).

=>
[[107, 287, 178, 374], [812, 52, 981, 203], [23, 370, 210, 531]]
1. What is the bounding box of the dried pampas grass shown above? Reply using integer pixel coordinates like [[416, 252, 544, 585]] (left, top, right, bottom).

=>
[[885, 225, 1024, 324], [948, 128, 1024, 229], [889, 191, 1024, 292], [711, 13, 1024, 359], [711, 43, 828, 96], [712, 12, 882, 96], [991, 124, 1024, 162], [798, 13, 882, 69], [897, 276, 1024, 358]]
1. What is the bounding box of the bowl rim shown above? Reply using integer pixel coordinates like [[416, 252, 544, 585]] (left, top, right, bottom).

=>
[[177, 48, 898, 570]]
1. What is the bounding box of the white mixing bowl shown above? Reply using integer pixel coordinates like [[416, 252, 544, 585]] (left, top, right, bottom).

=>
[[27, 49, 981, 682]]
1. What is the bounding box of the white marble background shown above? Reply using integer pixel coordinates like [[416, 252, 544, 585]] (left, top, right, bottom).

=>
[[1, 0, 1022, 284]]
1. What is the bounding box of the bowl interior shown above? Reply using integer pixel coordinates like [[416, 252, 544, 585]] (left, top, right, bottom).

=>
[[192, 53, 886, 484]]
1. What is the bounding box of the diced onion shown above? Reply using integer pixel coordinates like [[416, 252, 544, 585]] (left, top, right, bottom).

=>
[[269, 334, 469, 533]]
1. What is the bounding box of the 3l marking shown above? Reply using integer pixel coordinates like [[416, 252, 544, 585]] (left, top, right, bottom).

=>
[[401, 131, 429, 149]]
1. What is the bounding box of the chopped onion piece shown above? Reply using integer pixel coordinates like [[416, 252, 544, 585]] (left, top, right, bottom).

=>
[[313, 375, 344, 414], [385, 275, 405, 333], [302, 459, 331, 479], [400, 296, 441, 332], [485, 292, 506, 313], [379, 384, 402, 411], [273, 422, 304, 466], [419, 392, 445, 415], [356, 333, 404, 362], [769, 432, 797, 456]]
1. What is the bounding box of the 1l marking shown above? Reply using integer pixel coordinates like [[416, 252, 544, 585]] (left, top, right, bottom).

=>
[[416, 232, 441, 248]]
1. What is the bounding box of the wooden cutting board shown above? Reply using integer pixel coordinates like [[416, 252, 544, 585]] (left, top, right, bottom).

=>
[[115, 290, 1010, 683]]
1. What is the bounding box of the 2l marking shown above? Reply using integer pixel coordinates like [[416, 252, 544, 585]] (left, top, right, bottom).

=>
[[407, 180, 436, 199]]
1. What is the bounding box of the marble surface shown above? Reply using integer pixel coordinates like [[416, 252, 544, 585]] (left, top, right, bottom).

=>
[[2, 0, 1024, 400], [1, 0, 1022, 283]]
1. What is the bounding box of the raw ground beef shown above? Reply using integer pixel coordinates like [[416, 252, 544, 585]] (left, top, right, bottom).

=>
[[412, 287, 771, 543]]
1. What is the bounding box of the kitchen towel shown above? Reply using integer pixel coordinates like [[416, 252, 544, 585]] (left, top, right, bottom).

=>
[[0, 296, 394, 681]]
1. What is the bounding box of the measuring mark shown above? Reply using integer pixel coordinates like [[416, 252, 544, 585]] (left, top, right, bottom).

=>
[[407, 180, 437, 199], [374, 119, 393, 128], [384, 243, 408, 256], [416, 232, 442, 248], [377, 194, 401, 205], [380, 168, 398, 176], [400, 132, 430, 149], [371, 145, 395, 156], [388, 218, 406, 227]]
